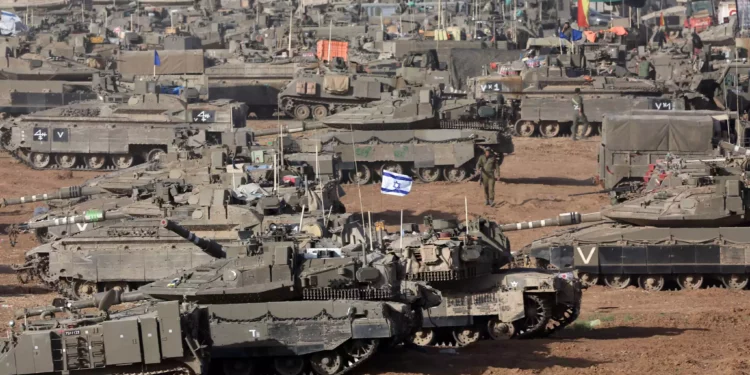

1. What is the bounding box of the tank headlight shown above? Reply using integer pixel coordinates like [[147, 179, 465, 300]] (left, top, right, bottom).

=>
[[8, 320, 14, 327]]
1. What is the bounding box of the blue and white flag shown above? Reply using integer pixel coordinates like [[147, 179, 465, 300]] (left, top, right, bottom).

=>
[[381, 171, 413, 197]]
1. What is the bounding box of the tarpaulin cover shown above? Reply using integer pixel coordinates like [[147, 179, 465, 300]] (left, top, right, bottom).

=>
[[316, 40, 348, 62], [448, 48, 520, 90], [324, 75, 349, 94], [602, 114, 714, 152], [118, 50, 204, 75], [739, 0, 750, 30]]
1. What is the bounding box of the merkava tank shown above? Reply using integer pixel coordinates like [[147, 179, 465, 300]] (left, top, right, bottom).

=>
[[12, 163, 348, 299], [308, 89, 514, 184], [278, 72, 397, 121], [501, 175, 750, 291], [0, 80, 252, 170], [1, 220, 441, 375], [384, 216, 581, 345], [470, 70, 683, 138]]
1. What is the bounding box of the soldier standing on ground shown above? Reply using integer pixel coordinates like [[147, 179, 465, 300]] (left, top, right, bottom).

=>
[[571, 87, 590, 141], [475, 148, 498, 206]]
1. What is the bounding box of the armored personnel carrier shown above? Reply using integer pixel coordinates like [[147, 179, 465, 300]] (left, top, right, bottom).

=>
[[470, 66, 684, 138], [501, 176, 750, 291], [0, 81, 251, 170], [309, 91, 514, 184], [386, 216, 582, 345], [279, 73, 397, 120], [1, 220, 441, 375]]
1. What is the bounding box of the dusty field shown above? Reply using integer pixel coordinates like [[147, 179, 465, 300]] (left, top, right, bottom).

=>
[[0, 137, 749, 375]]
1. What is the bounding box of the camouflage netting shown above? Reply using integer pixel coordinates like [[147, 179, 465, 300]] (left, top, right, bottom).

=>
[[448, 48, 521, 90]]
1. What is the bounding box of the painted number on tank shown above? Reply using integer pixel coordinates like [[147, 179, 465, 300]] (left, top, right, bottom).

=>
[[192, 110, 216, 123], [248, 329, 260, 338], [649, 99, 673, 110], [480, 83, 503, 92], [33, 128, 48, 142], [64, 330, 81, 336], [53, 129, 69, 142]]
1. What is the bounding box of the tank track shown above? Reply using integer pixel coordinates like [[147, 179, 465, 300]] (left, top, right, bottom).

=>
[[280, 96, 372, 120], [107, 363, 191, 375], [412, 293, 566, 348], [1, 146, 123, 172]]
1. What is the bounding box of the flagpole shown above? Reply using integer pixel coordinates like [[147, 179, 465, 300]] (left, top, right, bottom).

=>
[[400, 209, 403, 250]]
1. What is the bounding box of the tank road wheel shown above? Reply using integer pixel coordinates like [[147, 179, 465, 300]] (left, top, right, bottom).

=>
[[443, 167, 468, 182], [722, 274, 749, 290], [222, 359, 254, 375], [514, 294, 552, 338], [677, 274, 704, 290], [539, 121, 561, 138], [576, 123, 595, 138], [312, 105, 329, 120], [514, 120, 537, 137], [410, 328, 436, 346], [293, 104, 311, 120], [348, 164, 372, 185], [73, 280, 97, 299], [85, 154, 106, 169], [380, 162, 404, 175], [343, 339, 377, 361], [487, 318, 515, 340], [111, 154, 135, 169], [638, 275, 665, 292], [579, 273, 599, 287], [452, 327, 481, 346], [273, 356, 304, 375], [54, 154, 78, 168], [309, 351, 343, 375], [146, 148, 167, 163], [416, 167, 442, 183], [29, 152, 51, 168], [603, 274, 631, 289]]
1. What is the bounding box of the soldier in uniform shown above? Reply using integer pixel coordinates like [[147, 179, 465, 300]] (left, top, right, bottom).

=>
[[571, 87, 590, 141], [475, 148, 498, 206]]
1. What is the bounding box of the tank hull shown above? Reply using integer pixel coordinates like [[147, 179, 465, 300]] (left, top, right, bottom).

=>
[[526, 223, 750, 290]]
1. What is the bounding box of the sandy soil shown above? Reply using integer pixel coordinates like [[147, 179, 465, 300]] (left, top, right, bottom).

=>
[[0, 137, 749, 375]]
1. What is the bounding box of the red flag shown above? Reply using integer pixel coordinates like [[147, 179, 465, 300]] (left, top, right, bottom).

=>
[[660, 12, 665, 27], [577, 0, 589, 28]]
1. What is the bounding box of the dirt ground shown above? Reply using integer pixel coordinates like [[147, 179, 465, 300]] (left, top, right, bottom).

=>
[[1, 137, 750, 375]]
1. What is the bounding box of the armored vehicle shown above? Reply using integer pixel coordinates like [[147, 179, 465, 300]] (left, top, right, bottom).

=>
[[386, 216, 581, 345], [470, 67, 684, 138], [0, 56, 101, 81], [310, 92, 514, 184], [0, 82, 251, 170], [501, 176, 750, 291], [279, 73, 397, 120], [0, 220, 441, 375]]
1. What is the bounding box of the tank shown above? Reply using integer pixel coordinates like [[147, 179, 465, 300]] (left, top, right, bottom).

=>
[[502, 176, 750, 291], [0, 56, 100, 81], [470, 66, 684, 138], [278, 73, 397, 121], [0, 220, 441, 375], [306, 91, 514, 184], [382, 216, 581, 345], [13, 174, 348, 298], [0, 83, 251, 170]]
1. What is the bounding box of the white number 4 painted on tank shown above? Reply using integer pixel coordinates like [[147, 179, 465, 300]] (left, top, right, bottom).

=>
[[248, 329, 260, 338], [34, 129, 48, 141], [194, 111, 211, 122]]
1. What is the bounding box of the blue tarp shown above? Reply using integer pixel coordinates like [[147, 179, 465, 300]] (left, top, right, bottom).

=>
[[559, 29, 584, 41]]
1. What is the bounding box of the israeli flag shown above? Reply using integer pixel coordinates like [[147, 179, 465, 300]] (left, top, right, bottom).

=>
[[381, 171, 413, 197]]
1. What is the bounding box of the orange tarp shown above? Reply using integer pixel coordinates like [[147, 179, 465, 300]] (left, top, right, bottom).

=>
[[316, 40, 348, 62]]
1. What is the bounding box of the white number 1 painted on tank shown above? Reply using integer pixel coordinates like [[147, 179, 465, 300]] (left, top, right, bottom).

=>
[[248, 329, 260, 338], [576, 247, 596, 265]]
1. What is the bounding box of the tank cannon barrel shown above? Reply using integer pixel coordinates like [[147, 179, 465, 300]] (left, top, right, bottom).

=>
[[2, 186, 103, 207], [719, 141, 750, 156], [500, 212, 603, 232], [13, 292, 147, 319], [160, 219, 227, 258], [27, 210, 129, 229]]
